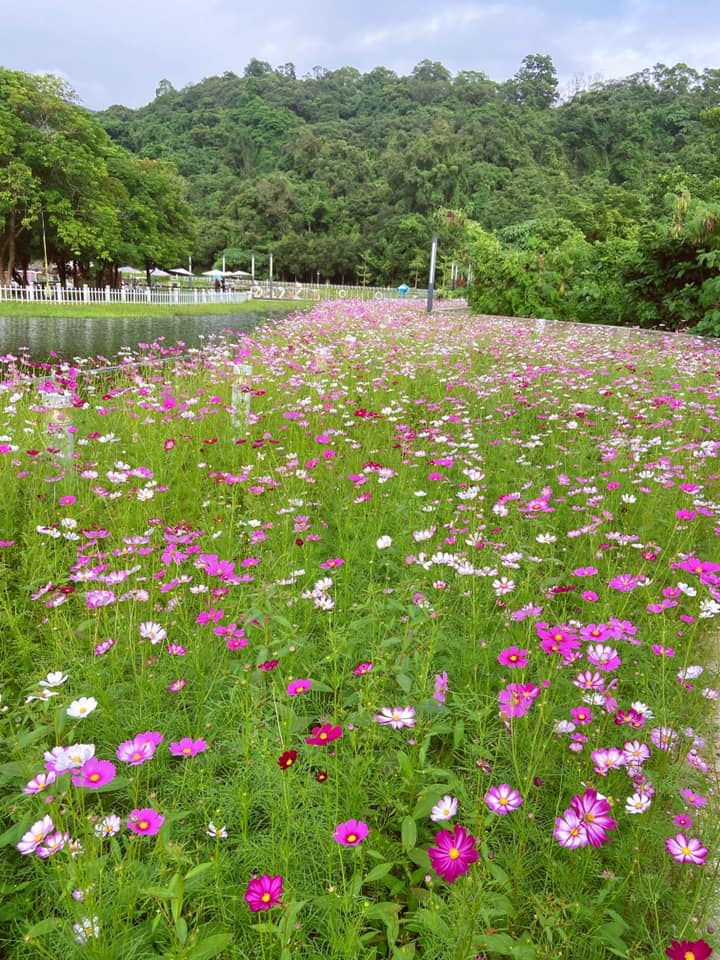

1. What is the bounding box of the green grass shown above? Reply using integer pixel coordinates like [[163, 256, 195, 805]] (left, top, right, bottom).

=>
[[0, 299, 308, 320]]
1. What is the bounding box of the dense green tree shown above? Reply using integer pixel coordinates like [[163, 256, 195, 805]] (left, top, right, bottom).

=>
[[0, 66, 194, 286]]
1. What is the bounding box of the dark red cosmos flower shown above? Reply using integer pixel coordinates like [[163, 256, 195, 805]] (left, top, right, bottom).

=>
[[314, 769, 328, 782], [666, 940, 712, 960], [258, 660, 279, 671], [278, 750, 297, 770]]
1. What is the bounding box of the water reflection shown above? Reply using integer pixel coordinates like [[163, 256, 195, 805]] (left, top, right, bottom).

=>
[[0, 311, 292, 362]]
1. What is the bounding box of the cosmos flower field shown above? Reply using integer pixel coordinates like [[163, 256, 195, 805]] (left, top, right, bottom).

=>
[[1, 301, 719, 960]]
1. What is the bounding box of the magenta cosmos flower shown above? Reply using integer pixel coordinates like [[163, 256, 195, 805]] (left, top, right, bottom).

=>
[[244, 874, 283, 912], [333, 819, 368, 846], [428, 824, 478, 883], [286, 678, 312, 696], [116, 731, 163, 765], [485, 784, 523, 815], [497, 646, 530, 669], [71, 758, 116, 789], [665, 939, 712, 960], [666, 833, 708, 865], [305, 723, 343, 745], [127, 808, 164, 836], [169, 737, 208, 757]]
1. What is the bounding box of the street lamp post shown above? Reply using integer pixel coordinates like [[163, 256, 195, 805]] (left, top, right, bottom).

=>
[[426, 234, 438, 315]]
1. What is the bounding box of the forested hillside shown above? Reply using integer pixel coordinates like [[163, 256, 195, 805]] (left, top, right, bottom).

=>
[[0, 68, 194, 288], [97, 56, 720, 330]]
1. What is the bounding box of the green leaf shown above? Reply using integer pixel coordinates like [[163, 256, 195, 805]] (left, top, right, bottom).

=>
[[185, 861, 213, 883], [396, 751, 414, 780], [401, 815, 417, 852], [174, 916, 188, 945], [186, 933, 233, 959], [452, 718, 465, 748], [477, 932, 515, 954], [407, 847, 431, 870], [364, 861, 394, 883], [24, 917, 61, 938], [395, 672, 413, 693], [365, 901, 401, 921]]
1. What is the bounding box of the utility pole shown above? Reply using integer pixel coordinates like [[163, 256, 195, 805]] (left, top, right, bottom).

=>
[[269, 254, 274, 299]]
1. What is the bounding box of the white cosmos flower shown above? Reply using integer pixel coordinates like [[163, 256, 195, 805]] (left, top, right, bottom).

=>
[[376, 535, 392, 549], [374, 706, 416, 730], [66, 697, 98, 719], [625, 793, 652, 814], [38, 671, 68, 688], [25, 690, 58, 703], [430, 795, 458, 822]]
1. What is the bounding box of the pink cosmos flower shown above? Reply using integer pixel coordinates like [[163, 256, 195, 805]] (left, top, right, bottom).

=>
[[591, 747, 625, 776], [497, 646, 529, 669], [586, 644, 621, 672], [127, 808, 164, 836], [570, 789, 617, 847], [485, 784, 523, 815], [428, 824, 478, 883], [244, 874, 283, 912], [666, 833, 708, 865], [169, 737, 208, 757], [71, 758, 117, 789], [353, 661, 373, 676], [116, 731, 163, 765], [17, 815, 55, 855], [498, 682, 539, 719], [375, 706, 416, 729], [287, 679, 312, 696], [23, 771, 57, 795], [333, 819, 369, 846], [553, 810, 588, 849], [305, 723, 343, 745], [679, 788, 707, 808], [433, 672, 448, 703], [673, 813, 693, 829]]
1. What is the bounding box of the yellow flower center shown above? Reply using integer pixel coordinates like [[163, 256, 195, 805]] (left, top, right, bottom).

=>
[[685, 951, 696, 960], [182, 747, 191, 754], [346, 834, 357, 843], [319, 732, 327, 740], [261, 892, 271, 903], [448, 847, 460, 860], [139, 820, 149, 830], [681, 846, 692, 856], [89, 773, 101, 782]]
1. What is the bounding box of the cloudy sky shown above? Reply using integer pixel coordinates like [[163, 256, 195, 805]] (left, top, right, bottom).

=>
[[2, 0, 718, 109]]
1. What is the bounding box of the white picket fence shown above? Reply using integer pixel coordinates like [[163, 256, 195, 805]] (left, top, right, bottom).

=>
[[0, 285, 251, 305], [0, 281, 427, 306]]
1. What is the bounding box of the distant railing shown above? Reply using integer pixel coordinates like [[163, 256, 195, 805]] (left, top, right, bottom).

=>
[[249, 281, 427, 302], [0, 285, 252, 305]]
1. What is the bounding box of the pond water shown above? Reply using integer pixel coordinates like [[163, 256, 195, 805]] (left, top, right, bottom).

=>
[[0, 310, 294, 363]]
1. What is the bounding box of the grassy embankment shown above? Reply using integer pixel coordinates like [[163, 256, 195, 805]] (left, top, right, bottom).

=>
[[0, 299, 308, 320]]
